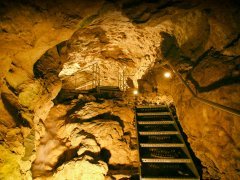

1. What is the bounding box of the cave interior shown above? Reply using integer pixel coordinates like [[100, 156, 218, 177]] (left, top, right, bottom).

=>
[[0, 0, 240, 180]]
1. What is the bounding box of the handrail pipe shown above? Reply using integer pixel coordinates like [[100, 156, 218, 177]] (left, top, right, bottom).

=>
[[168, 63, 240, 117]]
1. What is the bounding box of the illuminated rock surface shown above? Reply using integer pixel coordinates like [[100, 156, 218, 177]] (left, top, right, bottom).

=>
[[0, 0, 240, 179], [52, 155, 108, 180]]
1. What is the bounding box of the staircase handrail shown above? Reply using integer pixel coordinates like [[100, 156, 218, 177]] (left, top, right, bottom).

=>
[[168, 63, 240, 117], [61, 62, 100, 90]]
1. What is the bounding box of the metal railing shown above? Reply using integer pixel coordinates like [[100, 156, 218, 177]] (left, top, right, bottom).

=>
[[168, 63, 240, 117], [118, 64, 153, 91], [118, 68, 125, 91], [118, 68, 133, 91], [91, 63, 100, 88], [62, 62, 100, 90]]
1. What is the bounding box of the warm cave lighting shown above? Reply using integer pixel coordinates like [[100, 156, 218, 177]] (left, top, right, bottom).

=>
[[133, 89, 138, 95], [164, 72, 171, 78]]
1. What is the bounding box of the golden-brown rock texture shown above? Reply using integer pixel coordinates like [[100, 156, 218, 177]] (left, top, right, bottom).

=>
[[139, 1, 240, 179], [0, 0, 240, 179], [31, 96, 137, 179], [0, 0, 104, 179]]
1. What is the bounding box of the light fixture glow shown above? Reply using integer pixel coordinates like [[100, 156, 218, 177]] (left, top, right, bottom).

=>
[[164, 72, 171, 78], [133, 90, 138, 95]]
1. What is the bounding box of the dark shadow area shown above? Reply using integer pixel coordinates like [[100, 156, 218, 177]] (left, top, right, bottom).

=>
[[54, 146, 79, 170], [54, 89, 80, 104], [53, 131, 100, 170], [81, 150, 100, 159], [65, 101, 86, 117], [53, 130, 100, 171], [191, 47, 213, 68], [223, 33, 240, 49], [171, 106, 203, 179], [100, 148, 111, 163], [1, 93, 30, 127], [95, 91, 123, 100], [188, 74, 240, 93], [108, 164, 139, 179], [121, 0, 142, 9], [121, 0, 188, 24], [33, 48, 61, 79], [56, 41, 67, 56], [85, 113, 125, 130], [4, 77, 18, 96], [33, 58, 45, 78], [130, 174, 140, 180], [182, 48, 240, 94], [54, 88, 122, 105]]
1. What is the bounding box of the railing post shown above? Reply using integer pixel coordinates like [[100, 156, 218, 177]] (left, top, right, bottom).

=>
[[118, 68, 124, 91], [118, 68, 120, 90], [123, 69, 124, 91], [97, 65, 100, 86], [74, 76, 76, 89], [92, 64, 94, 89]]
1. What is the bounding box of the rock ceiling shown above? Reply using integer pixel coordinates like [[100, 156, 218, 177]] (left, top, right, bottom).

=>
[[0, 0, 240, 179]]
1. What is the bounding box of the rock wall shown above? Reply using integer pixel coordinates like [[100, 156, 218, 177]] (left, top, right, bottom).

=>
[[32, 95, 138, 179], [0, 1, 104, 179], [0, 0, 240, 179], [140, 1, 240, 179], [59, 6, 161, 88]]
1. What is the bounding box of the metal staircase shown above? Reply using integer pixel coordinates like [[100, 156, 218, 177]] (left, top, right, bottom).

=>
[[135, 104, 200, 180]]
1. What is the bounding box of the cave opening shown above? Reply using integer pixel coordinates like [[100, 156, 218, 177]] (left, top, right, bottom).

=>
[[0, 0, 240, 180]]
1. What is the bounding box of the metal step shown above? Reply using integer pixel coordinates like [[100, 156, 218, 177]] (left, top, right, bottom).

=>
[[139, 135, 182, 144], [137, 115, 173, 121], [142, 158, 192, 163], [138, 121, 174, 125], [136, 104, 167, 109], [141, 163, 197, 179], [139, 131, 179, 135], [140, 143, 184, 148], [142, 177, 199, 180], [136, 106, 169, 113], [138, 124, 176, 132], [137, 112, 171, 116], [140, 147, 188, 159], [135, 105, 200, 180], [136, 105, 167, 109]]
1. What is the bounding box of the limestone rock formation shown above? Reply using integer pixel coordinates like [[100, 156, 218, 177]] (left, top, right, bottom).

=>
[[59, 7, 161, 88], [0, 1, 104, 178], [52, 155, 108, 180], [0, 0, 240, 179], [30, 96, 137, 179], [139, 1, 240, 179]]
